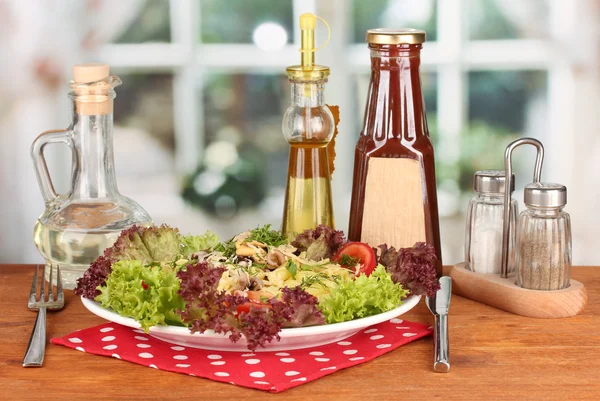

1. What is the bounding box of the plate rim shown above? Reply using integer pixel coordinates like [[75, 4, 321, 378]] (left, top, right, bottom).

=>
[[81, 294, 421, 338]]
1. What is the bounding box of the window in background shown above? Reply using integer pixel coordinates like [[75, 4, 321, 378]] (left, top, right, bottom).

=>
[[97, 0, 578, 263], [468, 0, 550, 40], [115, 0, 171, 43], [202, 74, 289, 188], [111, 73, 176, 208], [429, 69, 548, 263], [180, 73, 289, 219], [200, 0, 294, 44], [464, 70, 548, 192], [113, 73, 175, 152], [352, 0, 437, 42]]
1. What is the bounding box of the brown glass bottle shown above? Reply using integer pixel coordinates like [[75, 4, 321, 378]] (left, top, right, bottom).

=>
[[348, 29, 442, 272]]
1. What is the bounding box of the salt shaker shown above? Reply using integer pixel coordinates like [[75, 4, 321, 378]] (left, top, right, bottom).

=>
[[465, 170, 518, 274], [516, 183, 571, 290]]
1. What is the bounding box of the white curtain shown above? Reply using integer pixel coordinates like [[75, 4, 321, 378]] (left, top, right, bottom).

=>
[[0, 0, 145, 263]]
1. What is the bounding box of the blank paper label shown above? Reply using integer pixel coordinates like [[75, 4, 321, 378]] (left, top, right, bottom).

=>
[[360, 157, 426, 249]]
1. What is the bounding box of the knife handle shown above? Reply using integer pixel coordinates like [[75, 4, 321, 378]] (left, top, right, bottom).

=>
[[433, 314, 450, 372]]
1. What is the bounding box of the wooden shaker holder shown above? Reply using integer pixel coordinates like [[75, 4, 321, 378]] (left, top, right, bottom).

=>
[[448, 138, 587, 318]]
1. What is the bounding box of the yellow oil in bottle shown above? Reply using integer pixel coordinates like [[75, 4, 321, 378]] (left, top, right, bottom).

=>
[[282, 140, 334, 236]]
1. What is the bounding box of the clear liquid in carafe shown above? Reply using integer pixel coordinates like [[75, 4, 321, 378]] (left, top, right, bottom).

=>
[[33, 198, 151, 288], [33, 223, 121, 288]]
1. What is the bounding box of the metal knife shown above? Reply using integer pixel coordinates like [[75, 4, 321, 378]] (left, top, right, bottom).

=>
[[426, 276, 452, 373]]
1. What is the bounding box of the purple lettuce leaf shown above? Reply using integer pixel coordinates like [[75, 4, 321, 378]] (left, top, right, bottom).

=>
[[292, 224, 346, 261], [376, 242, 440, 297], [176, 262, 323, 350], [279, 286, 325, 328], [73, 255, 114, 299]]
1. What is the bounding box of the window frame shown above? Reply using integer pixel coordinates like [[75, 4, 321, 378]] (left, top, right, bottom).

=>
[[99, 0, 578, 197]]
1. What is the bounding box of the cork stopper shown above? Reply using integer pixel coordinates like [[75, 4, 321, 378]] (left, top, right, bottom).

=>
[[71, 64, 116, 115], [73, 63, 110, 84]]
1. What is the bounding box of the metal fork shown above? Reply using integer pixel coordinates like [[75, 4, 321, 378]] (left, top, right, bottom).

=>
[[23, 264, 64, 367]]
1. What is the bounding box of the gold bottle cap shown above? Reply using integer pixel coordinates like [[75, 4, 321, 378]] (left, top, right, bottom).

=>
[[366, 28, 426, 45], [286, 13, 330, 81]]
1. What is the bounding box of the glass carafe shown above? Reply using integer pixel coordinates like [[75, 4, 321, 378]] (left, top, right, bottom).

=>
[[31, 64, 152, 288]]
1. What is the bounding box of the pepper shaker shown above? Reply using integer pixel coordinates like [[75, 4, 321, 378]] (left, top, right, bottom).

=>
[[465, 170, 518, 274], [516, 183, 572, 290]]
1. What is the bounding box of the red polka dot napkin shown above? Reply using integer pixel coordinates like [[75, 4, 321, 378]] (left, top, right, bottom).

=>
[[51, 319, 431, 393]]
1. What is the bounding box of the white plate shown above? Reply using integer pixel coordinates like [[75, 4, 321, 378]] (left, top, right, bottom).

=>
[[81, 295, 421, 352]]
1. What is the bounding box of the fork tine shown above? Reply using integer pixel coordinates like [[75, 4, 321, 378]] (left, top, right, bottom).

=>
[[56, 265, 64, 304], [28, 265, 39, 304], [48, 264, 54, 302], [39, 264, 46, 302]]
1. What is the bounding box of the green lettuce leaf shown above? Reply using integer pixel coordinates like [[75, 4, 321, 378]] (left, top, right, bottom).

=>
[[76, 225, 183, 299], [305, 236, 330, 261], [95, 260, 185, 331], [180, 230, 220, 257], [108, 225, 181, 263], [110, 227, 153, 263], [140, 225, 182, 261], [318, 265, 409, 324]]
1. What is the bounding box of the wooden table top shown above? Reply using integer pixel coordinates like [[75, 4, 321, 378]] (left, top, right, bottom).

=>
[[1, 264, 599, 401]]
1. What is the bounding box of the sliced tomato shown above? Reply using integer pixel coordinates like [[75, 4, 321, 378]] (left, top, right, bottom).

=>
[[236, 291, 274, 315], [332, 242, 377, 277], [247, 290, 274, 303], [236, 302, 271, 315]]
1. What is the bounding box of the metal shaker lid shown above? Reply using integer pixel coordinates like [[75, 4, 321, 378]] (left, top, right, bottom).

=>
[[474, 170, 514, 194], [524, 182, 567, 207]]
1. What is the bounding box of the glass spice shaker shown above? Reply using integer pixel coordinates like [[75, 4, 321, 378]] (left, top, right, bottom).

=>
[[465, 170, 518, 274], [516, 183, 572, 290]]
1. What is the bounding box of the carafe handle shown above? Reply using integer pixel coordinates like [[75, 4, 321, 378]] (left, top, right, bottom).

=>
[[30, 129, 74, 204]]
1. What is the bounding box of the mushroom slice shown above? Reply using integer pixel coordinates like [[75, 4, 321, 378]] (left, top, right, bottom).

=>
[[249, 276, 264, 290], [191, 250, 208, 260], [229, 268, 251, 291], [266, 249, 286, 269]]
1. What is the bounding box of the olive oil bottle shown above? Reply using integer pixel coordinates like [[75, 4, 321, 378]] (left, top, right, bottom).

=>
[[281, 13, 335, 237]]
